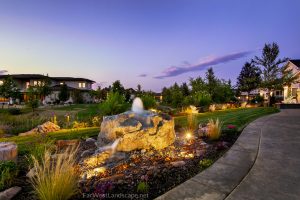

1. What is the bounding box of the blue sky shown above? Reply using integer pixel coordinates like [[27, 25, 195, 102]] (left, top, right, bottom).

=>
[[0, 0, 299, 91]]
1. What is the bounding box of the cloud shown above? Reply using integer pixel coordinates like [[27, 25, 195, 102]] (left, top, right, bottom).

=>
[[0, 70, 7, 74], [153, 51, 253, 79], [138, 73, 148, 77]]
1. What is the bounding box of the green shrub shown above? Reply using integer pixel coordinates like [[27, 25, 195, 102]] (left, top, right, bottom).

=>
[[27, 99, 40, 112], [193, 92, 211, 107], [140, 94, 157, 110], [250, 95, 264, 104], [137, 181, 149, 193], [99, 92, 129, 115], [222, 125, 238, 137], [199, 159, 213, 170], [0, 161, 18, 191], [8, 108, 21, 115]]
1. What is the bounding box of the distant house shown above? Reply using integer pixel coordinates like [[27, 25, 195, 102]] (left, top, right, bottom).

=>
[[0, 74, 95, 104], [238, 59, 300, 103], [283, 59, 300, 103]]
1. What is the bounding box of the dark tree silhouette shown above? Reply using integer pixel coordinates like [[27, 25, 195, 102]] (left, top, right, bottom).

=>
[[236, 62, 261, 99]]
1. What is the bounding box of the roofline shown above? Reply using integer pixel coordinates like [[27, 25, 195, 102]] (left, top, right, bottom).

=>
[[0, 74, 95, 83]]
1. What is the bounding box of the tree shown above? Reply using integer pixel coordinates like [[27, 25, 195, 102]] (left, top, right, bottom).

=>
[[38, 77, 52, 98], [58, 84, 70, 102], [205, 67, 217, 101], [111, 80, 125, 95], [236, 62, 261, 100], [189, 77, 207, 94], [26, 86, 40, 112], [180, 82, 190, 96], [162, 87, 172, 105], [137, 84, 142, 94], [253, 42, 288, 105], [0, 76, 20, 103]]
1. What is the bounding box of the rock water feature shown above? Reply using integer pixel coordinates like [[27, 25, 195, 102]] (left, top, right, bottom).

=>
[[78, 98, 213, 199], [97, 98, 175, 151]]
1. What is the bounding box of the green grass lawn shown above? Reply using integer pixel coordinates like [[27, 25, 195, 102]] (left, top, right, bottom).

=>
[[175, 107, 279, 131]]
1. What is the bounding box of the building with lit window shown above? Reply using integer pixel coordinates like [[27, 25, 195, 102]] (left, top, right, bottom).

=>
[[0, 74, 95, 104]]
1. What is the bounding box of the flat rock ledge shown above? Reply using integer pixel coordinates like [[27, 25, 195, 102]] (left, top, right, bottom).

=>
[[156, 115, 271, 200], [0, 186, 22, 200]]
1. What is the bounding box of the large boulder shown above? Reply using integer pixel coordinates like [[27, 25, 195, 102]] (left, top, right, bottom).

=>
[[97, 111, 175, 152], [19, 121, 60, 136]]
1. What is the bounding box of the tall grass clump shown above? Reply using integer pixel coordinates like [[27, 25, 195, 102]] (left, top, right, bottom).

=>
[[29, 146, 79, 200], [207, 118, 223, 140], [187, 114, 198, 132]]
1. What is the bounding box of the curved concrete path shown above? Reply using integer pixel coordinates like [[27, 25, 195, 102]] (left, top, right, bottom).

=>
[[156, 109, 300, 200]]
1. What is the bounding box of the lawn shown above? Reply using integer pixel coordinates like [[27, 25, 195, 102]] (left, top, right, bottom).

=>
[[175, 107, 279, 131]]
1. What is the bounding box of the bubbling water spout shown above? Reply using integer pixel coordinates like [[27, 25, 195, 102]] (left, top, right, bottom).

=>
[[132, 97, 144, 114]]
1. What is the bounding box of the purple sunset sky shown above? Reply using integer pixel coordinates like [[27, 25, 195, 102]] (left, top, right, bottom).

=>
[[0, 0, 299, 92]]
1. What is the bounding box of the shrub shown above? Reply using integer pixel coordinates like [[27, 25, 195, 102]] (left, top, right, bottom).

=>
[[0, 161, 18, 191], [27, 99, 40, 112], [99, 92, 129, 116], [199, 159, 213, 170], [8, 108, 21, 115], [140, 94, 157, 110], [193, 92, 211, 107], [207, 118, 222, 140], [222, 124, 238, 137], [250, 95, 264, 104], [72, 121, 88, 129], [137, 181, 149, 193], [29, 146, 79, 200], [91, 116, 101, 127]]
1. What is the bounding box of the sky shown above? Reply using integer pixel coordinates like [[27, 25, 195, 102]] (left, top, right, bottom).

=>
[[0, 0, 299, 92]]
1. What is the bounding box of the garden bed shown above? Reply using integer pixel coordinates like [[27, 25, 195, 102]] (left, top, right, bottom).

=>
[[0, 107, 279, 200]]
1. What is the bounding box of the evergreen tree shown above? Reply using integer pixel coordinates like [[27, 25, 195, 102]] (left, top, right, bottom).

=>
[[236, 62, 261, 98], [189, 77, 207, 94], [111, 80, 125, 95], [180, 82, 190, 96]]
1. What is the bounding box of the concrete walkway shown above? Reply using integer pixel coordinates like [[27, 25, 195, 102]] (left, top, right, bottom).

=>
[[157, 109, 300, 200]]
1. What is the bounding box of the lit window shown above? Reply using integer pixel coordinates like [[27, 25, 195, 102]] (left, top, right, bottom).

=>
[[26, 82, 30, 88], [79, 82, 86, 88], [0, 80, 3, 85], [34, 81, 38, 86], [60, 82, 64, 85]]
